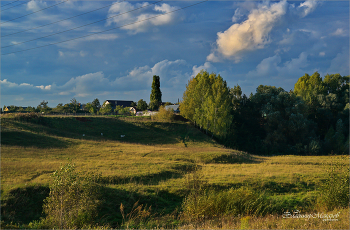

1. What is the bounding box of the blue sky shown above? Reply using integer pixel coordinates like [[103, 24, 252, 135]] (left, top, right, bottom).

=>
[[1, 0, 349, 107]]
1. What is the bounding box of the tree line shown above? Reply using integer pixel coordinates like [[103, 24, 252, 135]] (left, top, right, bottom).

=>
[[2, 75, 167, 115], [180, 71, 349, 155]]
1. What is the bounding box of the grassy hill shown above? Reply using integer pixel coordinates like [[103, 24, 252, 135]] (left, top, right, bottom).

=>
[[1, 114, 349, 229]]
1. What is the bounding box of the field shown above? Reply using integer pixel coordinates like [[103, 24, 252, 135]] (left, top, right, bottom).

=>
[[1, 114, 349, 229]]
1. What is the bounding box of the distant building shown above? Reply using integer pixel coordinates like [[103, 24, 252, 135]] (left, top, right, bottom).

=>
[[165, 104, 180, 113], [104, 100, 134, 110], [129, 107, 137, 114]]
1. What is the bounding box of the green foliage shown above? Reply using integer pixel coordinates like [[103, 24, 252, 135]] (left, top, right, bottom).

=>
[[294, 72, 325, 111], [136, 99, 148, 111], [69, 98, 80, 113], [180, 70, 233, 138], [37, 100, 51, 113], [85, 98, 101, 114], [155, 106, 175, 121], [150, 75, 162, 111], [114, 105, 130, 115], [40, 162, 100, 229], [317, 156, 350, 211], [99, 101, 113, 114]]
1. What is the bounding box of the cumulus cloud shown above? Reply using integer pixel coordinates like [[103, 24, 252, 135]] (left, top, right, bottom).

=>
[[192, 62, 217, 77], [327, 48, 349, 76], [55, 59, 191, 97], [208, 0, 320, 63], [106, 1, 179, 34], [246, 52, 308, 79], [0, 79, 52, 95], [207, 0, 288, 63], [26, 0, 47, 11]]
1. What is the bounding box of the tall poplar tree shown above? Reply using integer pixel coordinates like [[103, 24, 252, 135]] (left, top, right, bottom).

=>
[[150, 75, 162, 110]]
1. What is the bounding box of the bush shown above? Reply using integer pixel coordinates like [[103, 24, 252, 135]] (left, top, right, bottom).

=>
[[14, 112, 43, 123], [155, 106, 175, 121], [317, 156, 350, 211], [39, 162, 101, 229]]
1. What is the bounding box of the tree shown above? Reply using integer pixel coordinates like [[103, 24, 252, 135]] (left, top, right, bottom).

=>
[[149, 75, 162, 110], [85, 99, 100, 114], [115, 105, 129, 115], [99, 101, 113, 115], [180, 70, 232, 137], [37, 100, 51, 113], [70, 98, 80, 114], [136, 99, 148, 111], [52, 103, 65, 113], [91, 98, 101, 113]]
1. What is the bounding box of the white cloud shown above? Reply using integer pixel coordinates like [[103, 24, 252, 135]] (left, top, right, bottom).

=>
[[319, 52, 325, 57], [36, 85, 52, 90], [327, 48, 349, 76], [331, 28, 347, 37], [26, 0, 47, 11], [208, 1, 320, 63], [246, 52, 308, 79], [106, 1, 179, 34], [84, 34, 119, 41], [55, 60, 191, 97], [192, 62, 217, 77], [0, 79, 52, 95], [207, 0, 288, 63], [231, 8, 243, 23], [297, 0, 319, 18]]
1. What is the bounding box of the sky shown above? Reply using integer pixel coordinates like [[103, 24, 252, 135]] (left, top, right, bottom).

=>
[[1, 0, 349, 107]]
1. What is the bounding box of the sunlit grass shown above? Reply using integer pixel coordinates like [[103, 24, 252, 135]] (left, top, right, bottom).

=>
[[1, 115, 349, 228]]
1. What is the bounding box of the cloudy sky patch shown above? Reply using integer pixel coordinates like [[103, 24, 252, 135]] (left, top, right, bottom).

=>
[[1, 0, 348, 107]]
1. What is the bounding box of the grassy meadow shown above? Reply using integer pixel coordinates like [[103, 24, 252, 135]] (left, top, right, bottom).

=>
[[1, 113, 349, 229]]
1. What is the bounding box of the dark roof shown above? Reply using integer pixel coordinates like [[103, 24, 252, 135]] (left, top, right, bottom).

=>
[[106, 100, 134, 107]]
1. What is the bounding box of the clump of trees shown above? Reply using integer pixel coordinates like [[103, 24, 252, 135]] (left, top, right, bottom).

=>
[[180, 70, 232, 138], [181, 71, 349, 155]]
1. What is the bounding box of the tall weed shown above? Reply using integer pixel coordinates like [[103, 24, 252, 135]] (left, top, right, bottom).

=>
[[317, 156, 349, 210]]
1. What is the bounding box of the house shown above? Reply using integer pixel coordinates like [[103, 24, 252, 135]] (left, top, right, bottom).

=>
[[165, 104, 180, 113], [129, 107, 137, 115], [104, 100, 134, 110]]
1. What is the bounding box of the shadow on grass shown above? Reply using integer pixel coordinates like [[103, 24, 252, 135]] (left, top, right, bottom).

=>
[[97, 186, 183, 228], [0, 184, 184, 229], [1, 185, 50, 225], [3, 116, 211, 146], [99, 164, 197, 185], [210, 152, 263, 164], [1, 130, 70, 148]]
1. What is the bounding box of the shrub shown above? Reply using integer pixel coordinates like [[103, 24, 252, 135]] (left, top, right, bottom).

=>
[[317, 156, 350, 210], [155, 106, 175, 121], [14, 112, 43, 124], [40, 162, 101, 229]]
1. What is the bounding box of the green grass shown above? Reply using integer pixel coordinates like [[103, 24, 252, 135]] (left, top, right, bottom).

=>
[[1, 114, 349, 228]]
